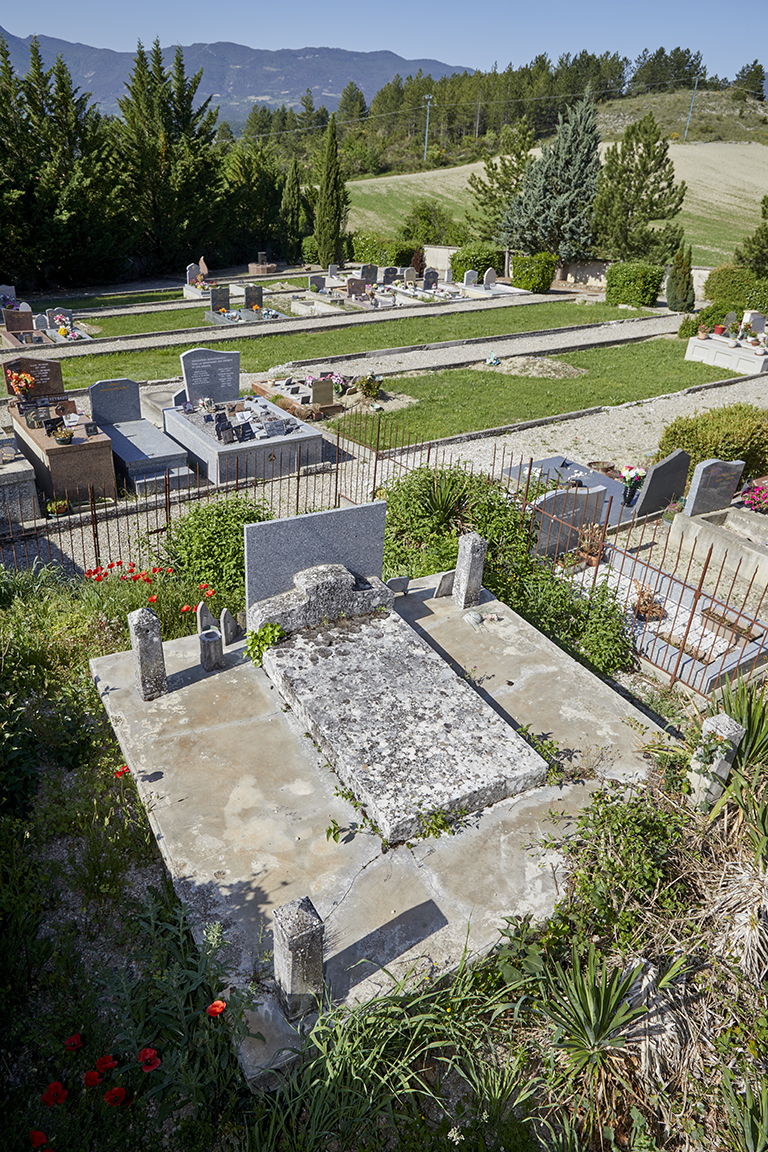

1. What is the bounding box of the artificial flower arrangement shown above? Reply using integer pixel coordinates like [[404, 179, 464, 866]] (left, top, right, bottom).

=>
[[53, 312, 84, 341], [7, 369, 34, 395], [620, 465, 647, 488], [743, 483, 768, 513]]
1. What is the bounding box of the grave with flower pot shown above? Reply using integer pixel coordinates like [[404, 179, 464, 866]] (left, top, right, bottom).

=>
[[43, 307, 92, 344], [3, 357, 116, 502], [685, 310, 768, 374], [1, 307, 55, 348]]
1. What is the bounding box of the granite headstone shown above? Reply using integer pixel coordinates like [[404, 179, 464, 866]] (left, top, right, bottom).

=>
[[382, 266, 398, 285], [360, 264, 378, 285], [532, 485, 607, 557], [483, 267, 497, 288], [308, 274, 325, 291], [463, 270, 478, 287], [684, 458, 745, 518], [3, 309, 33, 333], [89, 378, 141, 426], [209, 285, 230, 313], [633, 449, 691, 518], [186, 263, 200, 284], [180, 348, 240, 404], [244, 284, 263, 310], [346, 278, 365, 297], [3, 357, 64, 398], [423, 267, 438, 290]]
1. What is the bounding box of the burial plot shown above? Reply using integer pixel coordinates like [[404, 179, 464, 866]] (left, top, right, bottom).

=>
[[179, 348, 240, 406], [532, 485, 606, 557], [307, 275, 325, 291], [382, 267, 398, 285], [2, 308, 52, 347], [503, 457, 633, 527], [89, 378, 196, 494], [633, 449, 691, 517], [685, 459, 745, 518], [423, 268, 438, 290], [4, 357, 115, 501]]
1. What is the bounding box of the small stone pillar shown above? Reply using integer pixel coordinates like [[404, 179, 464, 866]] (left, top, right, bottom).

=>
[[199, 628, 224, 671], [452, 532, 488, 609], [688, 713, 746, 812], [197, 601, 216, 633], [128, 607, 168, 701], [273, 896, 324, 1020], [220, 607, 240, 645]]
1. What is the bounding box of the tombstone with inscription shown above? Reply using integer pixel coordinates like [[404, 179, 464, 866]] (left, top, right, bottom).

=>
[[186, 263, 200, 285], [633, 449, 691, 518], [46, 307, 74, 328], [243, 285, 263, 311], [3, 309, 33, 333], [684, 459, 745, 518], [0, 285, 17, 307], [310, 377, 334, 407], [423, 268, 438, 290], [179, 348, 241, 406], [483, 267, 497, 288], [308, 275, 325, 291], [328, 264, 339, 278], [463, 270, 478, 287], [209, 285, 230, 314], [360, 264, 378, 285], [404, 266, 417, 285], [346, 278, 365, 298], [382, 267, 398, 285], [743, 310, 766, 336], [532, 485, 607, 557], [89, 378, 195, 494]]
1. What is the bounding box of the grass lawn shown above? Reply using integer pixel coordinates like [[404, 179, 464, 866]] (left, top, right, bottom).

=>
[[54, 302, 651, 389], [90, 307, 211, 337], [331, 338, 741, 443], [31, 288, 184, 312]]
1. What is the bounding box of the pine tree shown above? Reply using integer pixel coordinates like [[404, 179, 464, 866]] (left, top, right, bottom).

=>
[[313, 116, 348, 267], [733, 60, 766, 101], [467, 117, 535, 242], [592, 112, 686, 263], [337, 81, 368, 135], [280, 156, 303, 263], [666, 244, 695, 312], [734, 195, 768, 279], [497, 94, 600, 263]]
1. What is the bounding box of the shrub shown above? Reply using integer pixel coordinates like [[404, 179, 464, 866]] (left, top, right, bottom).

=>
[[510, 252, 557, 293], [450, 242, 504, 282], [704, 263, 758, 307], [605, 261, 665, 307], [745, 277, 768, 314], [657, 403, 768, 480], [677, 300, 742, 339], [666, 243, 695, 312], [161, 496, 273, 613], [351, 232, 414, 267], [301, 235, 319, 264]]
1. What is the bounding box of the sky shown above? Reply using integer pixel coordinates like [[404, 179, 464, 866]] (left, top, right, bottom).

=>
[[1, 0, 759, 80]]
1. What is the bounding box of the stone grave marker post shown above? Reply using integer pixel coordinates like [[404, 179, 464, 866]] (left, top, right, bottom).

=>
[[128, 607, 168, 700], [273, 896, 324, 1019], [688, 713, 745, 812], [199, 628, 224, 671], [453, 532, 488, 609]]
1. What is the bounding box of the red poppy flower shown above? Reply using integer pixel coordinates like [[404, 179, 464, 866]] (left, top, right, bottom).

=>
[[151, 567, 160, 574], [96, 1055, 118, 1073], [84, 1069, 102, 1087], [206, 1000, 226, 1017], [148, 594, 157, 603], [141, 1055, 160, 1071], [95, 575, 103, 583], [107, 562, 115, 569], [131, 574, 140, 582], [120, 575, 126, 580], [166, 567, 173, 573], [104, 1086, 126, 1107], [143, 577, 152, 584], [41, 1081, 67, 1106], [138, 1047, 157, 1062], [128, 563, 135, 570], [64, 1033, 82, 1052], [85, 569, 92, 578], [198, 583, 208, 590], [30, 1132, 48, 1148], [205, 589, 215, 598], [114, 766, 129, 778], [115, 560, 123, 566], [181, 605, 191, 613]]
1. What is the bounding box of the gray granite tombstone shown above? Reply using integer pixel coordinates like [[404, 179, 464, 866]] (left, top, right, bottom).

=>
[[180, 348, 241, 404], [382, 266, 398, 285], [404, 267, 416, 285], [360, 264, 378, 284], [307, 274, 325, 291], [483, 267, 497, 288], [685, 458, 745, 518], [186, 263, 200, 284], [219, 607, 241, 645], [209, 285, 230, 313], [244, 501, 387, 611], [244, 284, 263, 310], [90, 378, 141, 425], [423, 268, 438, 290], [532, 486, 607, 557], [743, 310, 766, 335], [33, 314, 47, 330], [18, 302, 31, 312], [444, 267, 453, 283], [0, 285, 16, 304], [128, 607, 167, 700], [463, 270, 478, 287], [328, 264, 338, 277], [633, 449, 691, 518], [199, 628, 224, 671]]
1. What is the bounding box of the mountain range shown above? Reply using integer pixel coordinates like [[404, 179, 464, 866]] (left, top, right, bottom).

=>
[[0, 27, 472, 124]]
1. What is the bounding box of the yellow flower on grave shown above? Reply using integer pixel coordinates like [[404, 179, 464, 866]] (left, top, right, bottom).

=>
[[59, 327, 67, 336]]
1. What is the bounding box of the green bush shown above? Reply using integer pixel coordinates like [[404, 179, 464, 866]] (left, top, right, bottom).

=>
[[666, 243, 695, 312], [351, 232, 414, 267], [450, 242, 504, 282], [301, 235, 319, 264], [704, 263, 758, 307], [605, 261, 665, 307], [510, 252, 557, 293], [657, 403, 768, 480], [677, 300, 742, 338], [162, 496, 273, 613], [745, 277, 768, 314]]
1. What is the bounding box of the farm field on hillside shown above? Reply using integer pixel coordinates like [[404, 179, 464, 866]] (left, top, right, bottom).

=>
[[347, 141, 768, 268]]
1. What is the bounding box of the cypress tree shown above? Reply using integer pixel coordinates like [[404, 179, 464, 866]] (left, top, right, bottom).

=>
[[280, 156, 303, 263], [666, 244, 695, 312], [593, 113, 686, 263], [314, 115, 348, 267]]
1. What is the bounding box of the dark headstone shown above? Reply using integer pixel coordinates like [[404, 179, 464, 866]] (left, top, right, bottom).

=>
[[360, 264, 378, 284], [382, 267, 398, 285], [346, 278, 365, 297], [3, 309, 33, 333], [244, 284, 263, 310], [3, 357, 64, 398], [265, 419, 288, 438], [209, 285, 230, 313], [89, 378, 141, 425], [634, 449, 691, 518], [423, 267, 438, 290], [180, 348, 240, 404]]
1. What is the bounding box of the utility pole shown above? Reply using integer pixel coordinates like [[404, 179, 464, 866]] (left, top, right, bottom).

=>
[[423, 94, 433, 162]]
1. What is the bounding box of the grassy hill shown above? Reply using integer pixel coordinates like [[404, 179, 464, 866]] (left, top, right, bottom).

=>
[[348, 91, 768, 268]]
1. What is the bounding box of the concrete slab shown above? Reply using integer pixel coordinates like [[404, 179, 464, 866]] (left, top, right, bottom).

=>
[[90, 573, 663, 1085]]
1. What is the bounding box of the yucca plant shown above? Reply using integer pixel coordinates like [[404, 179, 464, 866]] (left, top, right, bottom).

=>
[[722, 1070, 768, 1152], [715, 678, 768, 774]]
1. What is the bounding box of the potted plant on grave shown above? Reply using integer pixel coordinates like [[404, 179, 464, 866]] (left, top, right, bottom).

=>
[[697, 323, 710, 339], [713, 323, 726, 335], [53, 427, 74, 445], [728, 320, 741, 346], [46, 498, 69, 516], [577, 524, 606, 567], [743, 483, 768, 514], [632, 580, 666, 621], [662, 498, 685, 522]]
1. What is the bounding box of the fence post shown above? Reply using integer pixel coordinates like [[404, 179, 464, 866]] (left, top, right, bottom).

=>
[[89, 486, 100, 568], [295, 443, 302, 517], [669, 545, 712, 687], [369, 412, 382, 500]]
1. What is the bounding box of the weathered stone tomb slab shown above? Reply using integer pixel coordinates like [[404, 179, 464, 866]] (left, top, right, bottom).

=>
[[262, 610, 547, 843]]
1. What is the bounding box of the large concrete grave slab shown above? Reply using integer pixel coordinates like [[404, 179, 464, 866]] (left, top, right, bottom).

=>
[[245, 501, 387, 613], [91, 571, 662, 1085], [685, 334, 768, 375], [504, 457, 635, 526], [90, 378, 195, 493], [262, 608, 547, 843]]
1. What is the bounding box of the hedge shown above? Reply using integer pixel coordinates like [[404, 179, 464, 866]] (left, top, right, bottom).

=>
[[657, 403, 768, 481], [704, 264, 758, 308], [605, 262, 665, 307], [510, 253, 557, 293], [351, 231, 415, 267], [450, 242, 504, 282]]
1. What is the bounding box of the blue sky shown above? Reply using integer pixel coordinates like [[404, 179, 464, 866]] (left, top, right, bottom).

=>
[[1, 1, 759, 79]]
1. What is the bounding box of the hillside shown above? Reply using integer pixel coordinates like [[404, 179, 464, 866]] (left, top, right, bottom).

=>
[[0, 26, 471, 120]]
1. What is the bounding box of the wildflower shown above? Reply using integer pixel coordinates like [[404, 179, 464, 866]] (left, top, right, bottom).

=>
[[206, 1000, 226, 1017], [447, 1127, 464, 1144], [96, 1055, 118, 1073], [114, 766, 129, 778], [205, 589, 215, 598], [84, 1069, 102, 1087], [115, 560, 123, 566], [30, 1132, 48, 1148], [104, 1086, 126, 1107], [166, 567, 173, 573], [148, 594, 157, 603], [181, 605, 191, 613], [107, 562, 115, 569], [64, 1033, 82, 1052], [198, 583, 209, 590], [139, 1047, 161, 1072], [41, 1081, 67, 1107], [151, 567, 160, 574]]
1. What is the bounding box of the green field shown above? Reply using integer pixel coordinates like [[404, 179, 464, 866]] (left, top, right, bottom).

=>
[[331, 339, 740, 443], [33, 288, 183, 312], [53, 301, 648, 389]]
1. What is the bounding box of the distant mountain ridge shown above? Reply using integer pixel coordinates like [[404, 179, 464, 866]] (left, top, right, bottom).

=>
[[0, 27, 473, 123]]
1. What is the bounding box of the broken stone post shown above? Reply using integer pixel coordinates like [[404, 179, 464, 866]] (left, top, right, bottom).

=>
[[219, 607, 240, 645], [273, 896, 324, 1019], [199, 628, 224, 671], [197, 601, 217, 633], [452, 532, 488, 609], [687, 712, 746, 812], [127, 606, 168, 701]]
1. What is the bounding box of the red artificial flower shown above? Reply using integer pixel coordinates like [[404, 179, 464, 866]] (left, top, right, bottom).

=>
[[148, 594, 157, 603], [114, 766, 129, 778], [84, 1069, 102, 1087], [30, 1132, 48, 1148], [206, 1000, 226, 1017], [198, 583, 208, 590], [96, 1055, 118, 1073], [41, 1081, 67, 1107], [64, 1033, 82, 1052], [104, 1086, 126, 1107], [181, 605, 191, 613], [205, 589, 215, 598]]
